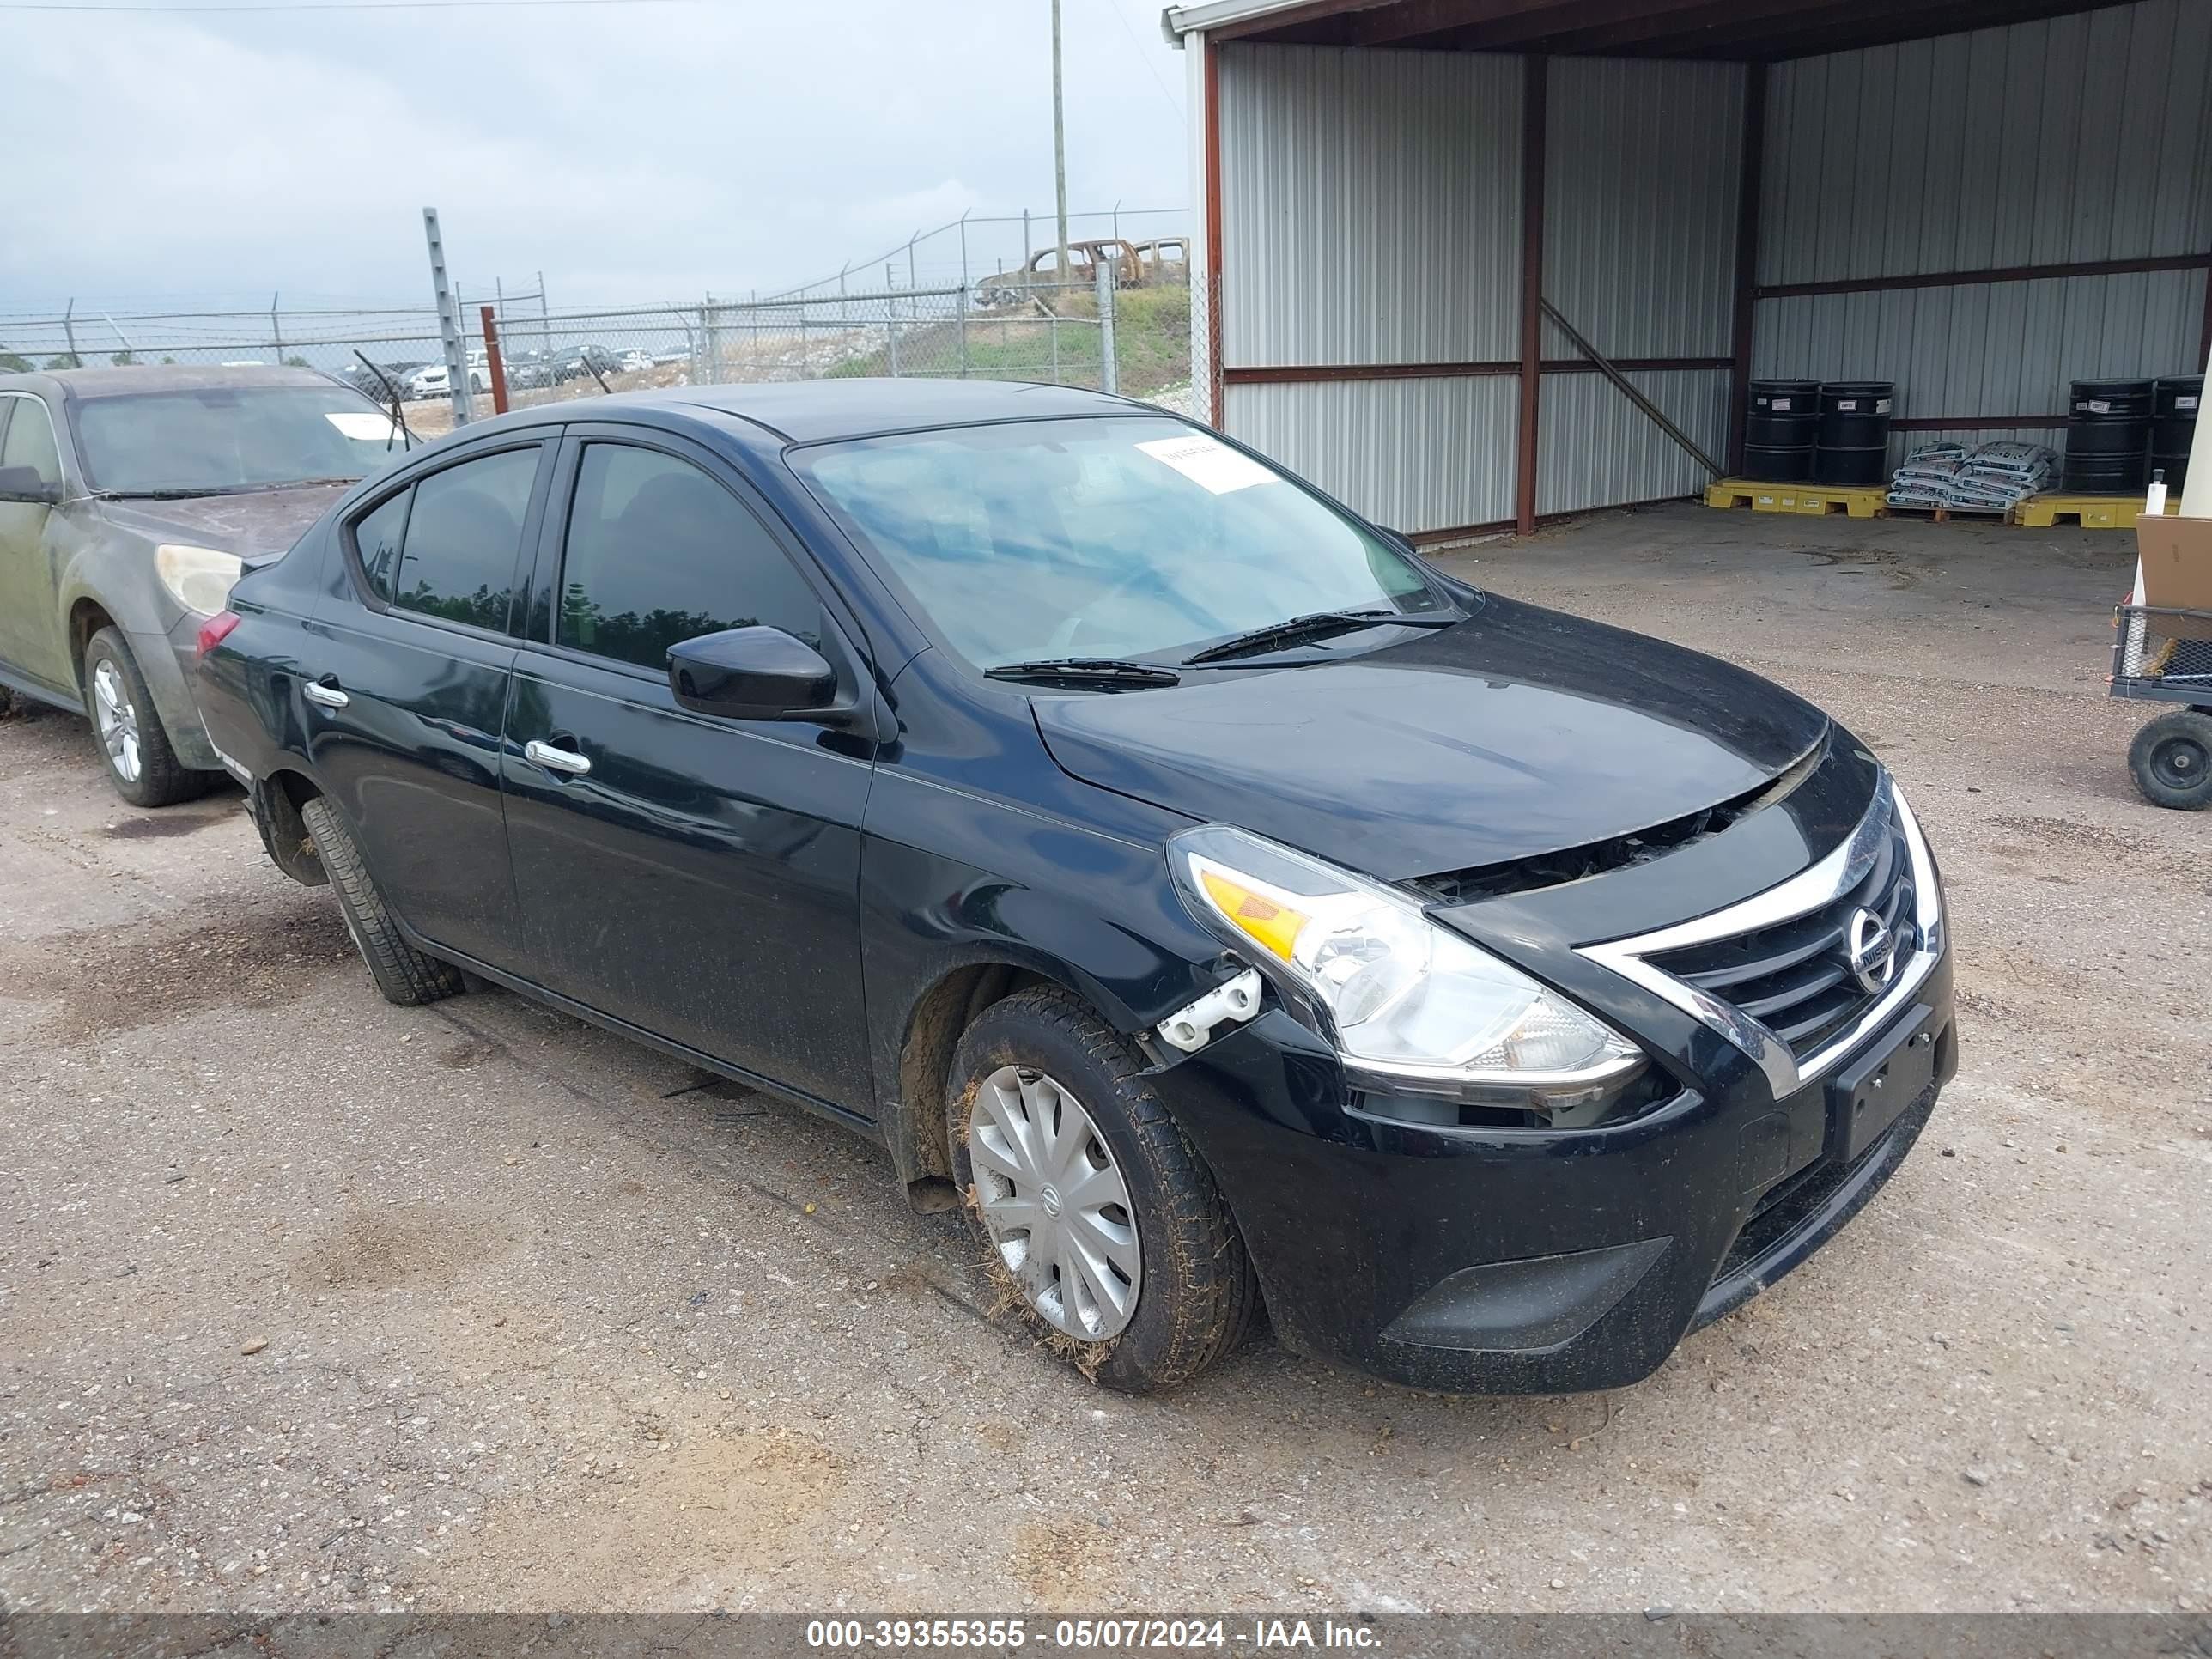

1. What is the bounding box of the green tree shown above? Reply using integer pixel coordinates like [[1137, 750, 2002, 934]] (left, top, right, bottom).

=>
[[0, 350, 29, 373], [111, 349, 137, 366], [284, 355, 310, 368], [43, 353, 82, 371]]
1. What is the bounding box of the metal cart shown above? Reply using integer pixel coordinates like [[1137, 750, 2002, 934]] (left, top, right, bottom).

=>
[[2112, 604, 2212, 809]]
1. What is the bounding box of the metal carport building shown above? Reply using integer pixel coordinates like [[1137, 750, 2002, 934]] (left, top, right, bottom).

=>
[[1162, 0, 2212, 540]]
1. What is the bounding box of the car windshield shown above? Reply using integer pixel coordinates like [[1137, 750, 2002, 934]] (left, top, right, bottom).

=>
[[71, 386, 413, 495], [793, 416, 1447, 669]]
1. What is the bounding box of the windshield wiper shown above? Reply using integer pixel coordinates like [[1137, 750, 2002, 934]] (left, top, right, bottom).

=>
[[1182, 608, 1458, 666], [91, 487, 251, 501], [92, 477, 363, 501], [983, 657, 1182, 689]]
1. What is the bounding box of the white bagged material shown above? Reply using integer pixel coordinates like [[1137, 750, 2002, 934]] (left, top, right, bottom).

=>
[[1887, 440, 2057, 509]]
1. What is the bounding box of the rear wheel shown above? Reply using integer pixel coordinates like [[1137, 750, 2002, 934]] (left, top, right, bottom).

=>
[[300, 794, 465, 1005], [82, 626, 213, 808], [947, 987, 1257, 1392], [2129, 709, 2212, 810]]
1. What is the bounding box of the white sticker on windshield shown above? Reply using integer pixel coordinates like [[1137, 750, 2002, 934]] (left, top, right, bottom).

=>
[[326, 410, 401, 441], [1135, 434, 1277, 495]]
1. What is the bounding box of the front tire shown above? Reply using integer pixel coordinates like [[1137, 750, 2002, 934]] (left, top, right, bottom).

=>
[[2129, 709, 2212, 810], [300, 795, 465, 1006], [947, 987, 1257, 1392], [82, 626, 214, 807]]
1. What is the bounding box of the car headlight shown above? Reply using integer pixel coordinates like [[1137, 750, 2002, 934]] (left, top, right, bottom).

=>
[[1169, 824, 1653, 1126], [154, 544, 244, 617]]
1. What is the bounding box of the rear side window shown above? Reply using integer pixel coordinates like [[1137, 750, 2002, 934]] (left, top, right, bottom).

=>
[[556, 442, 819, 671], [358, 446, 538, 631], [353, 489, 410, 597]]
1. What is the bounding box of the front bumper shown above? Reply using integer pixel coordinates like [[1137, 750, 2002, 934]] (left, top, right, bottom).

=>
[[147, 617, 222, 770], [1161, 948, 1954, 1395]]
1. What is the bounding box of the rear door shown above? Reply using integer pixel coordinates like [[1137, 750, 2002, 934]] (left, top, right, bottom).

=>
[[302, 434, 553, 966], [502, 426, 874, 1114]]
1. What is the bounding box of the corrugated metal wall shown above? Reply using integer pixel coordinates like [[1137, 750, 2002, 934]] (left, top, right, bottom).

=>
[[1542, 58, 1743, 360], [1213, 43, 1524, 533], [1538, 371, 1732, 518], [1206, 2, 2210, 532], [1755, 0, 2212, 465], [1212, 45, 1745, 532], [1540, 57, 1744, 514], [1217, 45, 1523, 368], [1226, 378, 1521, 531]]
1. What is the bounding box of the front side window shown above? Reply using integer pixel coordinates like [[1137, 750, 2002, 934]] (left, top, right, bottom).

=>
[[2, 398, 63, 486], [791, 416, 1439, 670], [556, 443, 820, 672], [71, 386, 411, 495], [361, 446, 538, 631]]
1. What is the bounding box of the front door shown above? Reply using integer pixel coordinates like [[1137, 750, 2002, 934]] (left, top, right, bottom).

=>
[[303, 437, 550, 965], [0, 394, 76, 694], [501, 430, 873, 1115]]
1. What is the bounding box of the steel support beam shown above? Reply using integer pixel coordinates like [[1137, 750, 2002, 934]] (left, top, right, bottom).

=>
[[1515, 54, 1547, 536], [1727, 62, 1766, 477]]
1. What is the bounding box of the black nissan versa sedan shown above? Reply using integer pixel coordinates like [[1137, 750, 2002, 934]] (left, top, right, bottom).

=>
[[195, 380, 1955, 1394]]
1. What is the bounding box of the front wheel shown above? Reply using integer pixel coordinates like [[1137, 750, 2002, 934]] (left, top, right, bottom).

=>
[[947, 988, 1257, 1392], [82, 626, 215, 807], [2129, 709, 2212, 810]]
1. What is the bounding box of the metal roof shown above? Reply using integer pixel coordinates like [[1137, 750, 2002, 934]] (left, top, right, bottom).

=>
[[1161, 0, 2139, 60]]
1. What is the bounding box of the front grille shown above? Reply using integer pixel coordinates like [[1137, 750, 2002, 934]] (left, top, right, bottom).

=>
[[1643, 800, 1917, 1062]]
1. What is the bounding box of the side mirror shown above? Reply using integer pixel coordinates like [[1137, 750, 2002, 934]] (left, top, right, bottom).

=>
[[668, 626, 836, 720], [0, 465, 61, 507]]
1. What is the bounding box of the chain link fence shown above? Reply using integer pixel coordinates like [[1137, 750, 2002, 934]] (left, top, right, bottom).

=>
[[0, 208, 1198, 431]]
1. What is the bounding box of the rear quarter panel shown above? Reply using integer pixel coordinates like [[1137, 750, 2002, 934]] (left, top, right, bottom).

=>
[[195, 525, 331, 778]]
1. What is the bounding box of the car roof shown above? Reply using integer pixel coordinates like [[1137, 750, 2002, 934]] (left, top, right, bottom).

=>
[[0, 364, 343, 402], [657, 378, 1160, 444]]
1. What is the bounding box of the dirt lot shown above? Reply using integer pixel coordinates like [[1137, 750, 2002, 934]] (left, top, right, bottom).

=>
[[1, 503, 2207, 1615]]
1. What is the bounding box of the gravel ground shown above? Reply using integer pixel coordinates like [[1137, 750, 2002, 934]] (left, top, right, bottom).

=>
[[0, 503, 2206, 1616]]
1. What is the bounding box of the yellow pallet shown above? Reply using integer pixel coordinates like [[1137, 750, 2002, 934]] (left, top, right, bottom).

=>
[[2013, 494, 2180, 531], [1704, 478, 1886, 519]]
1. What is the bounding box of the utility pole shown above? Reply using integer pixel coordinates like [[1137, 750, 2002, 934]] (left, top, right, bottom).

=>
[[1052, 0, 1070, 283]]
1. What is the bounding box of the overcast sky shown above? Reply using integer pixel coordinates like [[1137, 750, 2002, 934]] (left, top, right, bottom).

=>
[[5, 0, 1192, 315]]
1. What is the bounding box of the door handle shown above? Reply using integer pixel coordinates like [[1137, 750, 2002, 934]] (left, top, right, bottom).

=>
[[301, 677, 349, 709], [524, 738, 592, 776]]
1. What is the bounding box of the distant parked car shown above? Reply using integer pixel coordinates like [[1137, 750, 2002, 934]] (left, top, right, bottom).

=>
[[618, 349, 653, 374], [407, 358, 489, 401], [979, 239, 1145, 307], [554, 343, 619, 384], [1133, 238, 1189, 285], [493, 349, 544, 391], [0, 365, 412, 804], [340, 361, 425, 402]]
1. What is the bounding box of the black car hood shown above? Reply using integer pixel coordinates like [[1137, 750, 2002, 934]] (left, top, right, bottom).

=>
[[1032, 595, 1829, 883], [97, 483, 351, 563]]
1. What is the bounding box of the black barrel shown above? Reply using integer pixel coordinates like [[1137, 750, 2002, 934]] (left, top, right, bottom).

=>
[[2061, 376, 2155, 493], [2151, 374, 2200, 495], [1814, 380, 1893, 486], [1742, 379, 1817, 482]]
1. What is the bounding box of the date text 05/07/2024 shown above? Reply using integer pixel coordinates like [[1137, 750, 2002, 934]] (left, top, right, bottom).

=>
[[804, 1620, 1384, 1651]]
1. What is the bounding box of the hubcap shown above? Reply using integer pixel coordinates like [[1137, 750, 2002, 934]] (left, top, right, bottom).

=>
[[91, 659, 142, 784], [2154, 734, 2207, 790], [968, 1065, 1141, 1341]]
